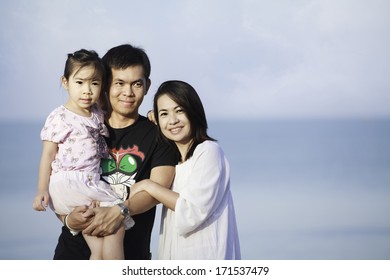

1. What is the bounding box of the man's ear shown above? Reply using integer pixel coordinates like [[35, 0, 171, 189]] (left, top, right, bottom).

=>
[[144, 78, 151, 95], [61, 76, 68, 90]]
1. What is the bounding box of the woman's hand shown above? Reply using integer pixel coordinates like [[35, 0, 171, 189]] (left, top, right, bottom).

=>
[[147, 110, 156, 124]]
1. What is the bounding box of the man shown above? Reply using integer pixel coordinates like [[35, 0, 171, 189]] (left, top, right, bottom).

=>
[[53, 44, 177, 260]]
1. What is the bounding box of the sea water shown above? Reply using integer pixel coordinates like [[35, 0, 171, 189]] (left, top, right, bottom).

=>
[[0, 119, 389, 259]]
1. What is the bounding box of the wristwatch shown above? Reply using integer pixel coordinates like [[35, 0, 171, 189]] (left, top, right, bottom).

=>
[[117, 203, 135, 230], [117, 203, 130, 217]]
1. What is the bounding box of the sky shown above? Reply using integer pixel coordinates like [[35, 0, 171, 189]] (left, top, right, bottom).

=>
[[0, 0, 390, 121]]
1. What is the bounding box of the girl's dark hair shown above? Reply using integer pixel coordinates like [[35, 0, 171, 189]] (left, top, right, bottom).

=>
[[63, 49, 105, 82], [153, 80, 215, 161]]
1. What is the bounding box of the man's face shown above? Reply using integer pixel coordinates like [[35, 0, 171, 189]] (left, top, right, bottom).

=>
[[108, 65, 150, 119]]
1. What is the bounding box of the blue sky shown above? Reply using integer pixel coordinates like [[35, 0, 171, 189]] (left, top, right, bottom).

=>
[[1, 0, 389, 121]]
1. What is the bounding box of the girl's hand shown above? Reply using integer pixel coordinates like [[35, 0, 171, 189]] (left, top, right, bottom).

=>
[[32, 191, 50, 211]]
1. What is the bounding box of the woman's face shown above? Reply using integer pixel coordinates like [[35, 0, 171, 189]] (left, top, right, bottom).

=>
[[157, 94, 192, 148]]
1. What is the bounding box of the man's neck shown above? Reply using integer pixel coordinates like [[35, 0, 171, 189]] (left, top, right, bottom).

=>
[[107, 112, 139, 129]]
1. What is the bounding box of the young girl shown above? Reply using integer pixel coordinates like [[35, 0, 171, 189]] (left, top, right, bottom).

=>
[[32, 49, 134, 260], [130, 80, 241, 259]]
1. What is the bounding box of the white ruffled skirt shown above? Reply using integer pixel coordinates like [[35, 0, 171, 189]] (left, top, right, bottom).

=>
[[49, 170, 134, 229]]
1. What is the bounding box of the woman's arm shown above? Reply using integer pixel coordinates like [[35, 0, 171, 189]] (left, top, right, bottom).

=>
[[172, 142, 229, 235], [130, 178, 179, 211], [128, 165, 175, 214]]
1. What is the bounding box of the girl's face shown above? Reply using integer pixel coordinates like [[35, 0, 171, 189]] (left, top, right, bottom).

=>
[[62, 65, 102, 116], [157, 94, 192, 148]]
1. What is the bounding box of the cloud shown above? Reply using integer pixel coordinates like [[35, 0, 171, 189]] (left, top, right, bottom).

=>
[[203, 0, 390, 119], [1, 0, 389, 121]]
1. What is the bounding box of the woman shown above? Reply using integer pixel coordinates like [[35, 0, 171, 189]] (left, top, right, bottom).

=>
[[130, 80, 241, 259]]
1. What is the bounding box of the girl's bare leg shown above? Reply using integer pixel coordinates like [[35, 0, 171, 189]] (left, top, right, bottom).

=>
[[83, 233, 104, 260], [102, 225, 125, 260]]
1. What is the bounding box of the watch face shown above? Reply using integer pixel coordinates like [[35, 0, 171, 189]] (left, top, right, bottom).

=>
[[122, 208, 129, 215], [121, 206, 129, 216], [118, 203, 129, 216]]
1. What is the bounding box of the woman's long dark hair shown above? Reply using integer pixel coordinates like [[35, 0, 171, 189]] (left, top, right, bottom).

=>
[[153, 80, 216, 161]]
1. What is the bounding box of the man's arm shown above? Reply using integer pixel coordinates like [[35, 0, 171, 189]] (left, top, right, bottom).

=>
[[82, 165, 175, 236]]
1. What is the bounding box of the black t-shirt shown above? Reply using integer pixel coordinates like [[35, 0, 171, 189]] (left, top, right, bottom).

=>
[[53, 115, 177, 260], [103, 115, 177, 259]]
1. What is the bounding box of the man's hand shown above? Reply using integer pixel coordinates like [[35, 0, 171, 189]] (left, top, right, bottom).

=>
[[66, 205, 93, 231], [82, 206, 123, 237]]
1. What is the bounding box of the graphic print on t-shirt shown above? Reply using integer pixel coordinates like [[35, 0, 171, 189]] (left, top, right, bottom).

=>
[[101, 145, 145, 201]]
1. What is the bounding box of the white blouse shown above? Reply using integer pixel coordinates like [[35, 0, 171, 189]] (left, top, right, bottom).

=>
[[157, 140, 241, 259]]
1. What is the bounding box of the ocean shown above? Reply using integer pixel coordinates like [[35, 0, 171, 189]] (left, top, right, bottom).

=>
[[0, 119, 389, 260]]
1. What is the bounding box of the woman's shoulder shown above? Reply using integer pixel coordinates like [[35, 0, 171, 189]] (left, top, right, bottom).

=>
[[190, 140, 229, 171], [195, 140, 224, 157], [198, 140, 219, 148]]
